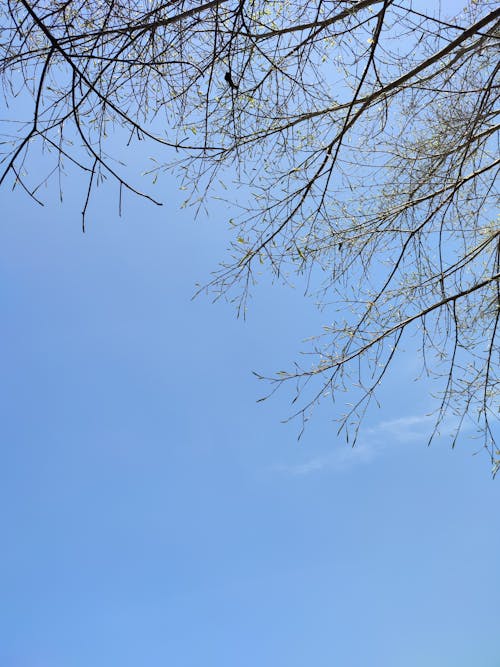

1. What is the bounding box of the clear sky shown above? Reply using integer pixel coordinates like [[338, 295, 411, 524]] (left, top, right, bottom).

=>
[[1, 85, 499, 667]]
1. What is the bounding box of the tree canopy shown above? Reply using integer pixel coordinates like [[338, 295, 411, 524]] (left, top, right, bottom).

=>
[[1, 0, 499, 470]]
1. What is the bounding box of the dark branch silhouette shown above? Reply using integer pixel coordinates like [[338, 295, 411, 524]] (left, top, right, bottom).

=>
[[1, 0, 499, 472]]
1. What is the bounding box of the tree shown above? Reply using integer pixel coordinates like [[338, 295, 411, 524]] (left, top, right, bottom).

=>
[[1, 0, 499, 471]]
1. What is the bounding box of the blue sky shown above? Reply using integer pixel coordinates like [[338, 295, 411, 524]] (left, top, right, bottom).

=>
[[1, 89, 499, 666]]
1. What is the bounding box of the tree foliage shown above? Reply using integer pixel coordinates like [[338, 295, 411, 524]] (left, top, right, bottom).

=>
[[1, 0, 499, 470]]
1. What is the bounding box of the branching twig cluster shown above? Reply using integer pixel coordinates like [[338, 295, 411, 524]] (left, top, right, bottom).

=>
[[1, 0, 499, 470]]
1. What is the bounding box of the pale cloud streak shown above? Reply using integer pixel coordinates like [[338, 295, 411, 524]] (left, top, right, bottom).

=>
[[275, 413, 458, 476]]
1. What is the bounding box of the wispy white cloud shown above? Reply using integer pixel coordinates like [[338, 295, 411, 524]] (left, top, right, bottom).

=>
[[274, 412, 461, 476], [274, 440, 379, 476], [363, 414, 434, 443]]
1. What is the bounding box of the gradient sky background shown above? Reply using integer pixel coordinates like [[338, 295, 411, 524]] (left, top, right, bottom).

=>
[[1, 8, 499, 663]]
